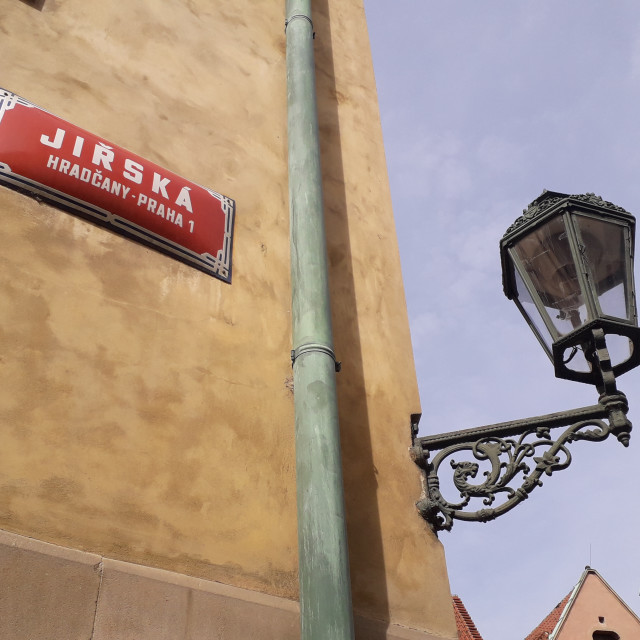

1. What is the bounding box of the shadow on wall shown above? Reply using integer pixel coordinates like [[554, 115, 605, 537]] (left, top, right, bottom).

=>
[[19, 0, 46, 11], [313, 0, 391, 635]]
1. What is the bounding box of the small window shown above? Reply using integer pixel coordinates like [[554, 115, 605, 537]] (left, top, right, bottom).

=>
[[593, 631, 620, 640]]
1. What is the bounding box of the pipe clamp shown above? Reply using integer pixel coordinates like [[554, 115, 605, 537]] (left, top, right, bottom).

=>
[[285, 14, 315, 38], [291, 343, 341, 372]]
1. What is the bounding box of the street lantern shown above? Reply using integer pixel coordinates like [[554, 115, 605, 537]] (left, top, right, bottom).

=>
[[410, 191, 638, 533], [501, 191, 640, 385]]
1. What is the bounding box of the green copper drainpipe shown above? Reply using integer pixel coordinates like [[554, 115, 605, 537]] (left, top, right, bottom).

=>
[[285, 2, 355, 639]]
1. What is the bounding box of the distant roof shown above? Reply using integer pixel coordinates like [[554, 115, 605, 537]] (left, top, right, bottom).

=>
[[524, 592, 572, 640], [524, 566, 640, 640], [452, 595, 484, 640]]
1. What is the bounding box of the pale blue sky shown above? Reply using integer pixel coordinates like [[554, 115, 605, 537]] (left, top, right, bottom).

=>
[[364, 2, 640, 638]]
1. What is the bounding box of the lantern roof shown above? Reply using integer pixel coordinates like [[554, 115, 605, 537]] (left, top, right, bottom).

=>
[[502, 190, 633, 242], [501, 190, 635, 301]]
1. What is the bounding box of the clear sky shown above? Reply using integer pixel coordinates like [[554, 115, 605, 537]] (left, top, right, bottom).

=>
[[363, 2, 640, 638]]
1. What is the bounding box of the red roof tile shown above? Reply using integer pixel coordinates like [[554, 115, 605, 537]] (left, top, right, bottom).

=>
[[452, 595, 484, 640], [524, 592, 572, 640]]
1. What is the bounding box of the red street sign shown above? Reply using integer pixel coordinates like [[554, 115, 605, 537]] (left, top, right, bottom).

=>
[[0, 88, 235, 283]]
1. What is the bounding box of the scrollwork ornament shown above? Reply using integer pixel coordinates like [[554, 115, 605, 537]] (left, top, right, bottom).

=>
[[503, 196, 564, 237], [416, 414, 617, 532], [572, 192, 629, 214]]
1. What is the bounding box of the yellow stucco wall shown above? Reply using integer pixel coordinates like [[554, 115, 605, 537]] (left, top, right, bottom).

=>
[[0, 1, 456, 637]]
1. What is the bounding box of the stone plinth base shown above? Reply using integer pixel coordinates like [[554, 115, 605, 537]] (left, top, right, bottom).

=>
[[0, 529, 450, 639]]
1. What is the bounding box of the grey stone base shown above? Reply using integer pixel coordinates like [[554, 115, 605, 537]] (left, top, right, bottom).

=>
[[0, 529, 450, 639]]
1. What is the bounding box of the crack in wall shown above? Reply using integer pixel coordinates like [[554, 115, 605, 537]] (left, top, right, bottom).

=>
[[89, 559, 105, 640]]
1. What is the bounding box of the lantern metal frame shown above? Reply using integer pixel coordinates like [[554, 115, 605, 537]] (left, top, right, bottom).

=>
[[411, 192, 638, 533]]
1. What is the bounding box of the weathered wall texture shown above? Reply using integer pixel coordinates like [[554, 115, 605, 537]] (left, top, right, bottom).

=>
[[0, 0, 456, 638]]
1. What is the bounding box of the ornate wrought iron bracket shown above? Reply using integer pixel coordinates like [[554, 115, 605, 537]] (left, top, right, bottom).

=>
[[410, 328, 632, 533]]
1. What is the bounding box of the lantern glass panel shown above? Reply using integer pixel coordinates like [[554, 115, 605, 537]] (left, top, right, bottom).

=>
[[574, 214, 631, 321], [513, 261, 592, 371], [512, 266, 553, 352], [513, 215, 588, 337]]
